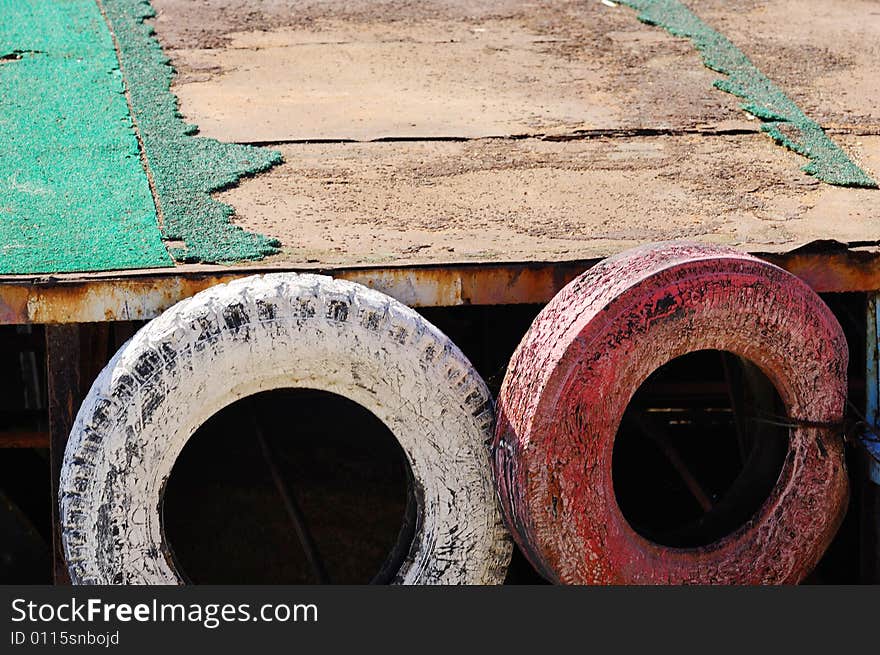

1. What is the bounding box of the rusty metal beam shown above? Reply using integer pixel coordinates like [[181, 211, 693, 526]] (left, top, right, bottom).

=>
[[0, 247, 878, 325]]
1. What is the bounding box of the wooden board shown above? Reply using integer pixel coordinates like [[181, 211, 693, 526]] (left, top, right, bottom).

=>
[[142, 0, 880, 271], [153, 0, 880, 139], [209, 134, 880, 266], [2, 0, 878, 289]]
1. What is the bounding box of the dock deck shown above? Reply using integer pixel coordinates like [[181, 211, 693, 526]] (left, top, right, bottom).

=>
[[2, 0, 879, 323]]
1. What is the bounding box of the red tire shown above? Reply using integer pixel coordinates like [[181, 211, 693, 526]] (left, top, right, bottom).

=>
[[494, 242, 849, 584]]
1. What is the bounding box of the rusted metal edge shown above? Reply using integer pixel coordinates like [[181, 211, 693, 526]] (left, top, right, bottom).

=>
[[0, 430, 49, 448], [0, 247, 877, 324]]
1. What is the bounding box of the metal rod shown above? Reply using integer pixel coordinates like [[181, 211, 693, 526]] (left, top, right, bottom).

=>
[[719, 352, 748, 465], [633, 413, 714, 513], [249, 401, 330, 584]]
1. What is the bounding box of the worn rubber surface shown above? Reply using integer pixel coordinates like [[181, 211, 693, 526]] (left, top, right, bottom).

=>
[[494, 242, 849, 584], [60, 274, 511, 584]]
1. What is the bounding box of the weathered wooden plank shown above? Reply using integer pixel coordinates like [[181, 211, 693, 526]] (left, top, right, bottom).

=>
[[143, 0, 880, 272], [46, 324, 80, 584], [217, 135, 880, 267], [152, 0, 880, 142], [863, 293, 880, 582], [698, 0, 880, 131]]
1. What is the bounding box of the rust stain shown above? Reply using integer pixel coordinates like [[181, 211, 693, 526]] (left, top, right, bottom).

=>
[[0, 248, 878, 325], [763, 249, 880, 293]]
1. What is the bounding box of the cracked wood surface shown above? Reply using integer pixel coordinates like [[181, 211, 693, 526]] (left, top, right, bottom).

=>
[[145, 0, 880, 268]]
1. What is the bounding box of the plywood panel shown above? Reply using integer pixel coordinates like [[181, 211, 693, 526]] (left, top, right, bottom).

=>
[[220, 134, 880, 266]]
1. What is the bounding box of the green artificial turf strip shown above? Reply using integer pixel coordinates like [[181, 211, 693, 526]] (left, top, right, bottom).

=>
[[0, 0, 173, 274], [618, 0, 877, 189], [101, 0, 283, 263]]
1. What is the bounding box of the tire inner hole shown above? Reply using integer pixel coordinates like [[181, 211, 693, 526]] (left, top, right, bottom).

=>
[[612, 349, 790, 548], [162, 388, 414, 584]]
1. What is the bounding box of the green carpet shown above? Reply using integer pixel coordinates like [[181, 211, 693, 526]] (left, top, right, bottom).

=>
[[0, 0, 283, 275], [100, 0, 283, 264], [0, 0, 173, 274], [619, 0, 877, 189]]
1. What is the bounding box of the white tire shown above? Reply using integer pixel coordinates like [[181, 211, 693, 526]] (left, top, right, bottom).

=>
[[60, 274, 512, 584]]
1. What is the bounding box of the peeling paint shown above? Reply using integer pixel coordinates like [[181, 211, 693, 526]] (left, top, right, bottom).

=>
[[60, 273, 511, 584], [494, 242, 849, 584], [2, 248, 879, 325]]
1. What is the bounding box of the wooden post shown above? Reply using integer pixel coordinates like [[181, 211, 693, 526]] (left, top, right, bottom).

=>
[[46, 324, 80, 585], [863, 294, 880, 583]]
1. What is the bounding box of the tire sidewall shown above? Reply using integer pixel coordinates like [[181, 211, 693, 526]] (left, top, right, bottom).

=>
[[61, 274, 510, 585]]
